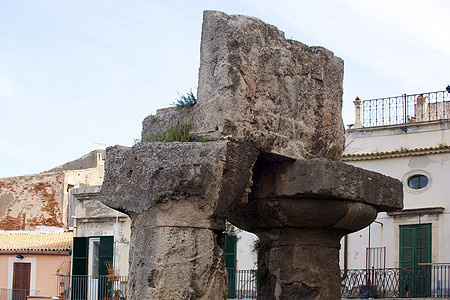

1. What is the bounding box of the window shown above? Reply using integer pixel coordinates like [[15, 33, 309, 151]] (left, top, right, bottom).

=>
[[408, 175, 428, 189]]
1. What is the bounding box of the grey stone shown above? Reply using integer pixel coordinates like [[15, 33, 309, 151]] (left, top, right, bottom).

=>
[[142, 10, 345, 161], [100, 10, 403, 300], [228, 158, 403, 299], [99, 141, 258, 299]]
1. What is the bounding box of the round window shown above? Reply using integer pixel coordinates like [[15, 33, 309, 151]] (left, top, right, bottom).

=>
[[407, 174, 429, 189]]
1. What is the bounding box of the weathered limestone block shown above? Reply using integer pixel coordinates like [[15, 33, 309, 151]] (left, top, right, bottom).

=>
[[228, 158, 403, 300], [100, 141, 258, 300], [142, 10, 345, 160]]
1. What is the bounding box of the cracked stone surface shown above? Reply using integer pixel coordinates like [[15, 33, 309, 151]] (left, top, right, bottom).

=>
[[142, 10, 345, 161], [228, 157, 403, 299], [100, 10, 403, 300], [100, 141, 258, 299]]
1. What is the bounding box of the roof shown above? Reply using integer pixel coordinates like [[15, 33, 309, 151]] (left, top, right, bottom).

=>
[[342, 145, 450, 162], [0, 232, 72, 252]]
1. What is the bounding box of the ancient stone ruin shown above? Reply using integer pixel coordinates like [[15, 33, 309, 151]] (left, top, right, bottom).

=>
[[99, 11, 403, 300]]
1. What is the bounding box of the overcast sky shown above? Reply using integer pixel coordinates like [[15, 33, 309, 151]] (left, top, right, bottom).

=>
[[1, 0, 449, 178]]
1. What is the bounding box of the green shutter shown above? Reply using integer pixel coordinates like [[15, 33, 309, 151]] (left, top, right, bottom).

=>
[[399, 224, 432, 297], [225, 235, 237, 298], [99, 236, 114, 276], [98, 236, 114, 300], [400, 227, 415, 268], [72, 237, 88, 275], [72, 237, 88, 300]]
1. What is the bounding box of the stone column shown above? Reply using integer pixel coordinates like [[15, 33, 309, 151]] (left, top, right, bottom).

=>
[[99, 142, 258, 299], [257, 229, 346, 299], [228, 158, 403, 300]]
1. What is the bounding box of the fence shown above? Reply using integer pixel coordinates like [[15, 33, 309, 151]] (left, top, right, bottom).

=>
[[56, 275, 127, 300], [361, 90, 450, 127], [227, 270, 257, 299], [341, 265, 450, 298], [0, 288, 37, 300]]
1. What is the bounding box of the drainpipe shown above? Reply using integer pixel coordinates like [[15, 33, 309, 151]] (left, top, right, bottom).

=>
[[343, 235, 348, 279]]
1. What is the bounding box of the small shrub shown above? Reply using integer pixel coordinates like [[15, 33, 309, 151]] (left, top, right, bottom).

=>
[[153, 122, 192, 142], [172, 90, 197, 110]]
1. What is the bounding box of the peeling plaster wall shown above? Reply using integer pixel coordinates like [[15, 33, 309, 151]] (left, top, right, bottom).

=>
[[0, 173, 65, 230], [0, 150, 105, 231]]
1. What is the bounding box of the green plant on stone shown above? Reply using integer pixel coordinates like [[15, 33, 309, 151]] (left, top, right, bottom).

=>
[[323, 145, 342, 161], [153, 122, 192, 142], [252, 239, 272, 285], [172, 90, 197, 110]]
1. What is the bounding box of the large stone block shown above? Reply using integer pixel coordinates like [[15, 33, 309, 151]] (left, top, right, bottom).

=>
[[100, 140, 258, 229], [142, 10, 345, 160]]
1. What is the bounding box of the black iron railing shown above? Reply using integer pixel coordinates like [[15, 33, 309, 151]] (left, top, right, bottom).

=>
[[0, 288, 36, 300], [362, 90, 450, 127], [56, 275, 127, 300], [227, 270, 257, 299], [341, 265, 450, 298]]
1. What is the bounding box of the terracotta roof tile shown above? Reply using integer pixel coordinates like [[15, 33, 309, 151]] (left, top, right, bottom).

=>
[[342, 145, 450, 161], [0, 232, 72, 252]]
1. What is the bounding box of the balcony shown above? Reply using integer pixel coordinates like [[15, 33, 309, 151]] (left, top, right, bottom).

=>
[[225, 266, 450, 299], [341, 265, 450, 299], [352, 89, 450, 128], [56, 275, 127, 300]]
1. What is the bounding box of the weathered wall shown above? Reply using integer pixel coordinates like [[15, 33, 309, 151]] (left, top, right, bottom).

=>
[[0, 150, 105, 231], [0, 173, 65, 230]]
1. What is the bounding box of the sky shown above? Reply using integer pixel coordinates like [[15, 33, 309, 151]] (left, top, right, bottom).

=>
[[1, 0, 449, 178]]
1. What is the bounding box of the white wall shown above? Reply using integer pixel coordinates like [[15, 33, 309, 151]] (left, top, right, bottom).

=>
[[236, 230, 258, 270], [341, 120, 450, 269]]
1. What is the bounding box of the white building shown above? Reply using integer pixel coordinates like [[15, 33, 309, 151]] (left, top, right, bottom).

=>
[[340, 89, 450, 297]]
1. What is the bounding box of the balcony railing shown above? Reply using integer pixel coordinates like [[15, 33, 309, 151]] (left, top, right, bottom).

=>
[[0, 288, 36, 300], [227, 266, 450, 299], [353, 90, 450, 128], [341, 265, 450, 298], [227, 270, 257, 299], [56, 275, 127, 300]]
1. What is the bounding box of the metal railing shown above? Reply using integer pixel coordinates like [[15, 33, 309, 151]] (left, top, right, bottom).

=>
[[227, 270, 257, 299], [56, 275, 127, 300], [341, 265, 450, 298], [0, 288, 36, 300], [362, 90, 450, 127]]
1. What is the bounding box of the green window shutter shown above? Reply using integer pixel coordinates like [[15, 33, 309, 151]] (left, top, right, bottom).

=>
[[72, 237, 88, 275], [99, 236, 114, 276], [225, 235, 237, 270], [225, 235, 237, 298], [72, 237, 88, 300], [400, 226, 415, 268], [417, 225, 431, 264]]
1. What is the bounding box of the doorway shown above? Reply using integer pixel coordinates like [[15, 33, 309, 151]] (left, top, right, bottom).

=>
[[399, 223, 432, 297], [12, 262, 31, 300]]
